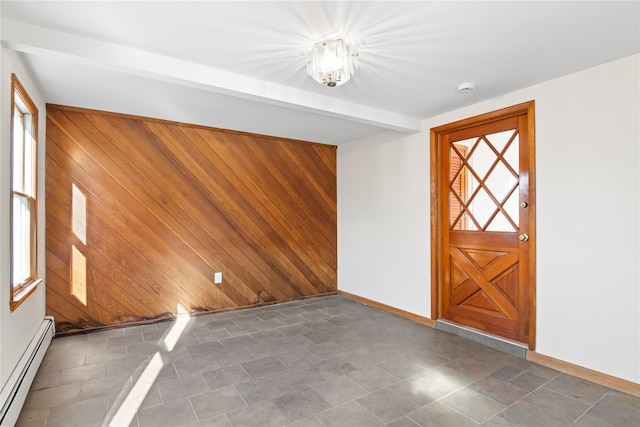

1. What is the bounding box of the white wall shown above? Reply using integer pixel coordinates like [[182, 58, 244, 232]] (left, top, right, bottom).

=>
[[0, 47, 47, 399], [338, 54, 640, 384]]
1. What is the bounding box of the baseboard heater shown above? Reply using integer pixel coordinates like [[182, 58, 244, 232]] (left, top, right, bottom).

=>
[[0, 316, 54, 426]]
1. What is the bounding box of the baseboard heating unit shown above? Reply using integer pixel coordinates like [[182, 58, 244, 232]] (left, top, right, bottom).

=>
[[0, 316, 54, 426]]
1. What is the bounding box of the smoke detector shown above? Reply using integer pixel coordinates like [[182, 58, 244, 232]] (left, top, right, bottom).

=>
[[458, 82, 476, 93]]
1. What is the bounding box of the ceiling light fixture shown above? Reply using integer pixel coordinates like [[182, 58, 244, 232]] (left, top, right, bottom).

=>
[[307, 38, 358, 87]]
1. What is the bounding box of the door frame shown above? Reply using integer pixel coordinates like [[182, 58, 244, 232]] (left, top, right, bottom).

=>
[[430, 101, 537, 350]]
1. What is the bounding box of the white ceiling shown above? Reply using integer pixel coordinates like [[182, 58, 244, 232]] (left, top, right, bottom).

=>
[[1, 1, 638, 145]]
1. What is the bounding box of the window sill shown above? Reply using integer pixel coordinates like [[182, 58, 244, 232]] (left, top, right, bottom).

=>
[[10, 278, 43, 311]]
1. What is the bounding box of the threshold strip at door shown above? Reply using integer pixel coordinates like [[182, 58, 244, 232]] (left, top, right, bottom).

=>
[[436, 319, 528, 358]]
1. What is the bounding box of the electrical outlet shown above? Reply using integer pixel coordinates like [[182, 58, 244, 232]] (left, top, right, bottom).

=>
[[214, 272, 222, 284]]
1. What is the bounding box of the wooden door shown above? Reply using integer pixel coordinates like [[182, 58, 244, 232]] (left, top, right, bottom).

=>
[[431, 102, 535, 348]]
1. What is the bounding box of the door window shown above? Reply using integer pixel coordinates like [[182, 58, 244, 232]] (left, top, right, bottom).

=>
[[449, 129, 519, 232]]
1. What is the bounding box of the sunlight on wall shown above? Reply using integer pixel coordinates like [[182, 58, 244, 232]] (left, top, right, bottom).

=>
[[72, 183, 86, 244], [70, 245, 87, 305], [71, 183, 88, 305]]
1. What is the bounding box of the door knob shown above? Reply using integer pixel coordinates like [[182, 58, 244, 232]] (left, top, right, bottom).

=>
[[520, 202, 528, 208], [519, 233, 529, 242]]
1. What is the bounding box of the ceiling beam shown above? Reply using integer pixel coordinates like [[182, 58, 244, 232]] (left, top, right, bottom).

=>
[[1, 19, 423, 133]]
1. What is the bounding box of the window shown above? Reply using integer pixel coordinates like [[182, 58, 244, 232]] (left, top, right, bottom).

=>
[[10, 74, 40, 310]]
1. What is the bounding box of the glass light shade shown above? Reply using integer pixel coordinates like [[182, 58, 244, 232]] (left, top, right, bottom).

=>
[[307, 38, 357, 87]]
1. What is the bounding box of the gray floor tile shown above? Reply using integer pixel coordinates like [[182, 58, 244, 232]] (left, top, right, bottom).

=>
[[491, 365, 524, 382], [253, 319, 286, 330], [85, 346, 129, 365], [235, 375, 291, 404], [334, 348, 381, 370], [389, 374, 449, 406], [14, 408, 48, 427], [195, 328, 232, 343], [524, 387, 590, 423], [302, 320, 336, 331], [219, 335, 258, 352], [250, 329, 285, 343], [108, 332, 145, 348], [189, 386, 247, 420], [416, 365, 476, 393], [157, 374, 209, 402], [248, 338, 304, 359], [226, 399, 291, 427], [301, 311, 332, 322], [241, 355, 287, 378], [212, 349, 255, 367], [231, 314, 262, 325], [37, 351, 86, 373], [509, 371, 549, 391], [402, 350, 449, 369], [306, 341, 348, 359], [481, 414, 516, 426], [468, 375, 529, 406], [29, 370, 60, 391], [137, 398, 198, 427], [440, 387, 506, 423], [286, 416, 325, 427], [515, 361, 561, 380], [274, 387, 331, 422], [496, 400, 570, 426], [444, 356, 501, 379], [256, 311, 285, 321], [202, 364, 251, 390], [225, 322, 260, 336], [131, 358, 178, 385], [312, 375, 369, 406], [22, 383, 83, 411], [45, 395, 107, 426], [378, 357, 429, 380], [107, 382, 163, 413], [204, 319, 238, 331], [275, 348, 322, 369], [586, 390, 640, 426], [545, 374, 611, 405], [188, 414, 232, 426], [187, 341, 227, 358], [572, 414, 614, 427], [386, 416, 422, 427], [356, 388, 419, 423], [347, 366, 400, 392], [173, 356, 220, 377], [316, 401, 384, 427], [58, 361, 107, 385], [272, 366, 326, 392], [81, 371, 133, 400], [45, 338, 108, 357], [407, 401, 477, 427], [124, 324, 159, 336]]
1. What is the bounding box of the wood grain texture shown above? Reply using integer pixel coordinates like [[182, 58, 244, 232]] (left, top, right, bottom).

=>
[[45, 105, 337, 333], [430, 101, 536, 349]]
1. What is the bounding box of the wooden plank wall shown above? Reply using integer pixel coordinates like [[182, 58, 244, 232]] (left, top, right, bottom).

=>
[[45, 105, 337, 333]]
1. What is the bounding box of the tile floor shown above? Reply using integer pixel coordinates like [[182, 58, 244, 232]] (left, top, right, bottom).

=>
[[16, 295, 640, 426]]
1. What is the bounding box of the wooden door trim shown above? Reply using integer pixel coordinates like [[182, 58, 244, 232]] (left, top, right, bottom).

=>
[[430, 101, 536, 350]]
